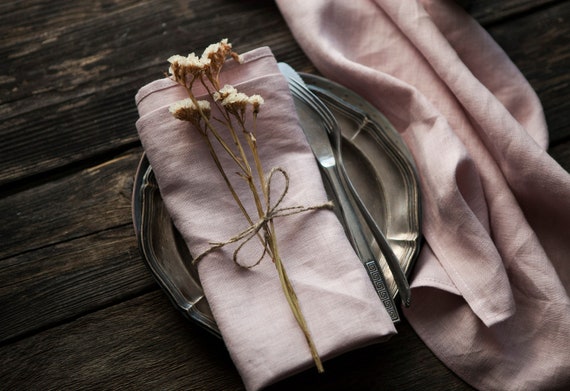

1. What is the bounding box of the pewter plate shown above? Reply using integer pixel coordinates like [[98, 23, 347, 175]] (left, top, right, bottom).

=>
[[132, 73, 422, 337]]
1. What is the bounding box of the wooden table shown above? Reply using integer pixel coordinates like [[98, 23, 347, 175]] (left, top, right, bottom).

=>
[[1, 1, 568, 389]]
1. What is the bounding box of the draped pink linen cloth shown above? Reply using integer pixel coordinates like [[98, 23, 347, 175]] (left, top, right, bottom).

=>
[[135, 47, 396, 391], [276, 0, 570, 389]]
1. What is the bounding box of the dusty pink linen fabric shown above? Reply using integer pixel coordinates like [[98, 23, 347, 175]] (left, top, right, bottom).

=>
[[135, 47, 396, 391], [276, 0, 570, 389]]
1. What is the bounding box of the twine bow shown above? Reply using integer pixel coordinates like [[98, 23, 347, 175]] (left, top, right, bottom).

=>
[[192, 167, 334, 268]]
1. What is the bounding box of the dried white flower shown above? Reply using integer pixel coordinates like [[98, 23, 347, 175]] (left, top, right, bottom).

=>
[[221, 91, 250, 114], [201, 38, 232, 64], [200, 39, 241, 88], [187, 52, 205, 67], [213, 84, 237, 101], [169, 98, 211, 125], [248, 94, 264, 113], [167, 54, 187, 65], [168, 53, 208, 88]]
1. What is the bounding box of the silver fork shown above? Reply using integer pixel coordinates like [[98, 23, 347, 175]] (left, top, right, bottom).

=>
[[279, 63, 401, 321], [285, 71, 411, 307]]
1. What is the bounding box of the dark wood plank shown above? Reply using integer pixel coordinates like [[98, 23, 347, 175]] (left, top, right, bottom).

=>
[[0, 0, 142, 37], [0, 224, 154, 343], [462, 0, 560, 25], [486, 1, 570, 145], [0, 147, 153, 342], [0, 148, 141, 260], [0, 290, 471, 390], [549, 139, 570, 173], [0, 291, 244, 390]]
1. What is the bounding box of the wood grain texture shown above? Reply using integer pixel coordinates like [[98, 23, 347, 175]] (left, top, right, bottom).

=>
[[0, 149, 140, 260], [0, 148, 148, 343], [0, 291, 244, 390], [486, 1, 570, 144], [0, 224, 154, 344], [550, 139, 570, 172], [462, 0, 561, 24]]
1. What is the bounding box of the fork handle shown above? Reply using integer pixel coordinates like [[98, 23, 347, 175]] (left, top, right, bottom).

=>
[[322, 165, 400, 322], [338, 162, 412, 307]]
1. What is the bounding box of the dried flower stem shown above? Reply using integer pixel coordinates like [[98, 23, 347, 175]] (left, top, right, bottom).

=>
[[267, 226, 324, 373], [242, 112, 324, 373], [197, 78, 267, 221]]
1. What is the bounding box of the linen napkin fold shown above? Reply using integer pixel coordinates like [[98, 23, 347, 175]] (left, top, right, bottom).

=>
[[135, 47, 396, 391], [276, 0, 570, 389]]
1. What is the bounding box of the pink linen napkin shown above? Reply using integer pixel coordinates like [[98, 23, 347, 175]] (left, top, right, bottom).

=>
[[135, 47, 396, 391], [276, 0, 570, 389]]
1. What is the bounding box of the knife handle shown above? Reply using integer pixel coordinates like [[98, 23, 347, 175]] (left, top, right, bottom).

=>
[[322, 165, 400, 322]]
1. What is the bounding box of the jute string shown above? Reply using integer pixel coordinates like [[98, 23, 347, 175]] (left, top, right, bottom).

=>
[[192, 167, 334, 268]]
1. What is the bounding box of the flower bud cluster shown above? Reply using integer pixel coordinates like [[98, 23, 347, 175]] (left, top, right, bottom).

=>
[[168, 41, 264, 130], [169, 98, 211, 127], [168, 38, 241, 89], [213, 84, 265, 117]]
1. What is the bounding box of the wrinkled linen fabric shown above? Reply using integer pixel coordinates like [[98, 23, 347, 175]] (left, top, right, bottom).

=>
[[276, 0, 570, 389], [135, 47, 396, 391]]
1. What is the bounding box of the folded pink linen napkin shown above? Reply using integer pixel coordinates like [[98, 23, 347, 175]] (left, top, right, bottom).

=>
[[276, 0, 570, 389], [135, 47, 396, 391]]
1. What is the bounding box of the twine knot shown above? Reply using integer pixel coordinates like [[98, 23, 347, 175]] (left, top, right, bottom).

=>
[[192, 167, 333, 268]]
